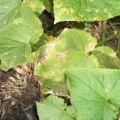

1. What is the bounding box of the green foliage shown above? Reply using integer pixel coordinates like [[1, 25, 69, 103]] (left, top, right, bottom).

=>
[[93, 46, 117, 57], [23, 0, 53, 15], [54, 0, 120, 23], [23, 0, 45, 15], [0, 0, 43, 70], [35, 29, 98, 93], [37, 96, 76, 120], [35, 29, 120, 93], [0, 0, 21, 27], [35, 30, 120, 119], [54, 29, 97, 53], [67, 68, 120, 120], [37, 68, 120, 120], [92, 46, 120, 69], [1, 1, 120, 120], [41, 0, 53, 13]]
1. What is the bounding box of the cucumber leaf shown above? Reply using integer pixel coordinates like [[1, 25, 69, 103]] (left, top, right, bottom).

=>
[[0, 8, 43, 70], [37, 96, 75, 120], [0, 0, 43, 70], [35, 29, 98, 93], [66, 68, 120, 120], [54, 0, 120, 23]]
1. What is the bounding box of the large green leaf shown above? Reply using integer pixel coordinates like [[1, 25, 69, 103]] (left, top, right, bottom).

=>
[[37, 96, 75, 120], [0, 8, 43, 70], [54, 0, 120, 23], [0, 24, 32, 69], [35, 52, 98, 94], [0, 0, 43, 70], [66, 68, 120, 120], [0, 0, 21, 27], [35, 29, 98, 93]]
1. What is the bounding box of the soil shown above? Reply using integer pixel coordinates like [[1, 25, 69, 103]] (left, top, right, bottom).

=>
[[0, 9, 120, 120], [0, 64, 40, 120]]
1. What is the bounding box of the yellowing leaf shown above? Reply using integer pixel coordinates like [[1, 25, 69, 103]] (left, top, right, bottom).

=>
[[54, 0, 120, 23]]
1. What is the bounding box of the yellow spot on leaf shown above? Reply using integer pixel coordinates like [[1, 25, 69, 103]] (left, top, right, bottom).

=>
[[30, 2, 36, 11]]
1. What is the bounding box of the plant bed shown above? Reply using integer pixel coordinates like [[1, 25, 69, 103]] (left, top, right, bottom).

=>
[[0, 64, 40, 120], [1, 0, 120, 120]]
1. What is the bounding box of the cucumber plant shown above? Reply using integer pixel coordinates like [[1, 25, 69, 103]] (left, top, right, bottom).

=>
[[37, 68, 120, 120], [1, 0, 120, 120]]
